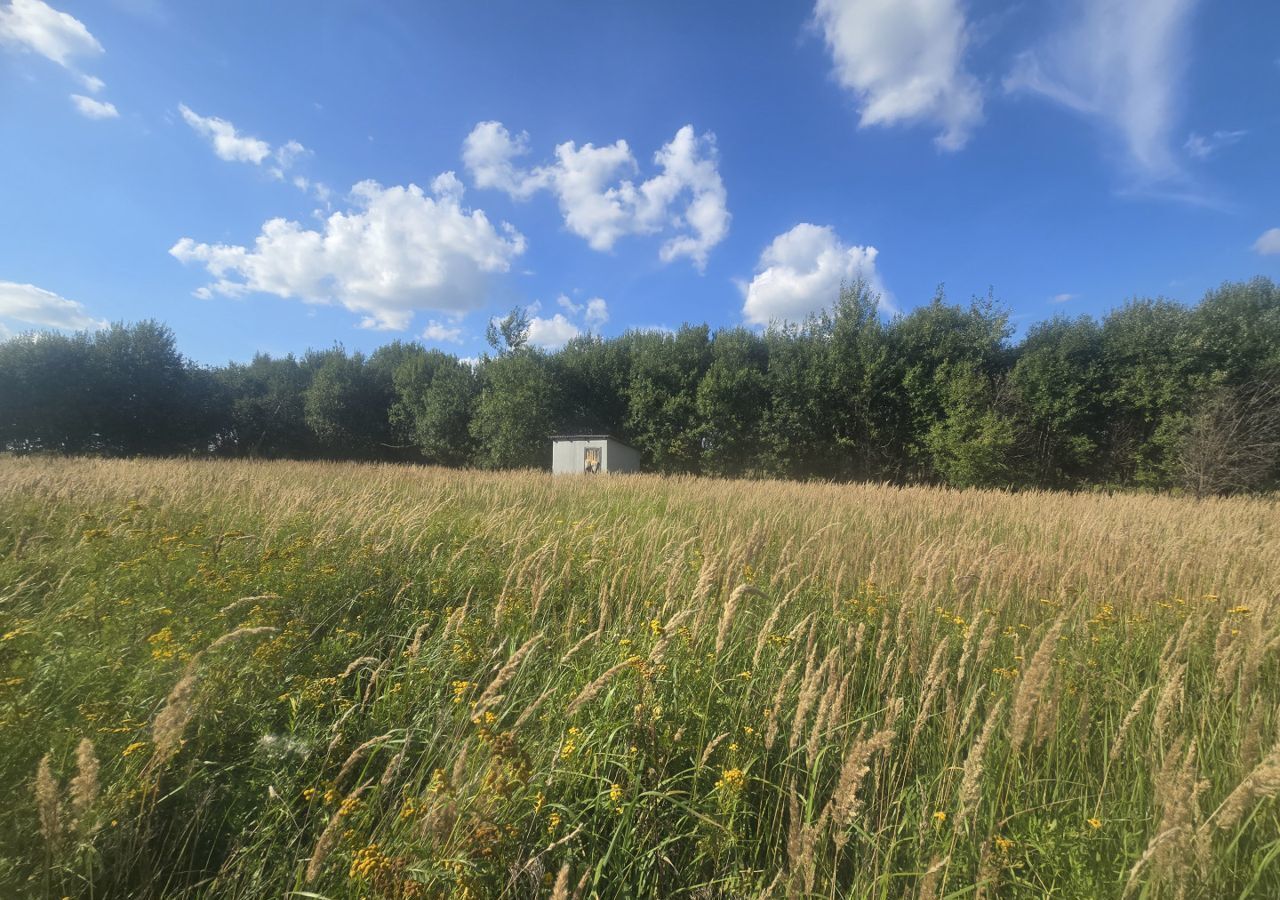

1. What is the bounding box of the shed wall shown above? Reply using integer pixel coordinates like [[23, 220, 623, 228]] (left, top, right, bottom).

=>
[[551, 438, 640, 474], [604, 439, 641, 473], [552, 439, 607, 475]]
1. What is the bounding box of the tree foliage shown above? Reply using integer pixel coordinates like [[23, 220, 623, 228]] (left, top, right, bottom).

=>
[[3, 279, 1279, 494]]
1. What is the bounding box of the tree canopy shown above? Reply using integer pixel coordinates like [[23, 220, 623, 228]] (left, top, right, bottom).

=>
[[2, 277, 1278, 494]]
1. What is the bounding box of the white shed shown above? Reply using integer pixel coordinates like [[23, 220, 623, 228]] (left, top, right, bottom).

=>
[[551, 434, 641, 475]]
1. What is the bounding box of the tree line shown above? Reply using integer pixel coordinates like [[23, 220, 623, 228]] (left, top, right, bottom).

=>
[[2, 277, 1278, 495]]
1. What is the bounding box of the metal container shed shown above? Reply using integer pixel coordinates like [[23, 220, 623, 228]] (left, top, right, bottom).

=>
[[550, 434, 640, 475]]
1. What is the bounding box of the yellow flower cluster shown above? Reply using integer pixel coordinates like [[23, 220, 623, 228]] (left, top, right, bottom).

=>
[[714, 767, 746, 793], [337, 794, 362, 817], [560, 726, 581, 759], [348, 843, 393, 880]]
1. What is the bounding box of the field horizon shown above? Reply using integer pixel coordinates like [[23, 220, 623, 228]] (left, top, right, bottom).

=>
[[2, 457, 1278, 898]]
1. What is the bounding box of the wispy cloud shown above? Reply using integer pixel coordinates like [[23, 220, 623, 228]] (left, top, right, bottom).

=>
[[1, 1, 120, 118], [421, 320, 463, 344], [1254, 228, 1280, 256], [70, 93, 118, 119], [1184, 129, 1246, 160], [0, 0, 101, 67], [1006, 0, 1200, 189], [0, 280, 106, 330], [179, 104, 272, 164]]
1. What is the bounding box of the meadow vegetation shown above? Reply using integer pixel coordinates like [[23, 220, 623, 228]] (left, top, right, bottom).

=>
[[3, 276, 1279, 495], [2, 457, 1279, 897]]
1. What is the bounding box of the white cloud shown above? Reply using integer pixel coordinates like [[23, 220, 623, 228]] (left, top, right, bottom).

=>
[[0, 0, 102, 67], [1005, 0, 1199, 182], [462, 121, 540, 199], [80, 73, 103, 92], [170, 178, 526, 331], [585, 297, 608, 327], [813, 0, 983, 151], [1254, 228, 1280, 256], [527, 313, 581, 349], [554, 294, 608, 331], [463, 122, 730, 269], [422, 320, 463, 343], [268, 139, 311, 181], [556, 294, 583, 315], [1050, 292, 1075, 303], [0, 280, 106, 330], [1184, 129, 1246, 160], [70, 93, 117, 119], [741, 223, 891, 326], [179, 104, 272, 164]]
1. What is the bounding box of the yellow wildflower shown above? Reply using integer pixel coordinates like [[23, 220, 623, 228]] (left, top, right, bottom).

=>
[[714, 767, 746, 792]]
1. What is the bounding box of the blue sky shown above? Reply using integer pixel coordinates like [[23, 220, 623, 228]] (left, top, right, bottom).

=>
[[1, 0, 1278, 364]]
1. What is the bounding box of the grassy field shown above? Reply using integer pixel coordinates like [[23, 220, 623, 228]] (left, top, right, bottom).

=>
[[1, 458, 1279, 898]]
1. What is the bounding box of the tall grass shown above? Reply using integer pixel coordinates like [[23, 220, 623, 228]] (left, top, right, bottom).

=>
[[1, 457, 1278, 898]]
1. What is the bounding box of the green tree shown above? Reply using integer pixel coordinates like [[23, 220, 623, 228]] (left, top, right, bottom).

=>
[[90, 321, 203, 456], [486, 307, 531, 354], [924, 362, 1017, 488], [696, 327, 768, 476], [890, 287, 1012, 480], [825, 279, 899, 480], [390, 349, 479, 465], [623, 325, 710, 473], [1008, 316, 1105, 487], [1100, 298, 1197, 487], [215, 354, 314, 458], [0, 330, 96, 453], [470, 350, 563, 469], [302, 347, 394, 458]]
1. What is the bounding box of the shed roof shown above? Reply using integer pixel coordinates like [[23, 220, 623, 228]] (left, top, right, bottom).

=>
[[551, 434, 625, 443]]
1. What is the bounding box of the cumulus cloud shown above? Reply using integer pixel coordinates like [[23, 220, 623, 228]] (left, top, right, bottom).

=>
[[1005, 0, 1199, 183], [179, 104, 273, 164], [422, 320, 463, 343], [463, 121, 540, 199], [813, 0, 983, 151], [170, 177, 526, 331], [463, 121, 730, 269], [80, 72, 103, 92], [741, 223, 891, 326], [584, 297, 609, 327], [70, 93, 117, 119], [0, 0, 102, 67], [1184, 129, 1246, 160], [527, 313, 581, 349], [1254, 228, 1280, 256], [0, 280, 106, 330]]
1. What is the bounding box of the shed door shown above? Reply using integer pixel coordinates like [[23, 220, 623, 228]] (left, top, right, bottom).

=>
[[584, 446, 601, 474]]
